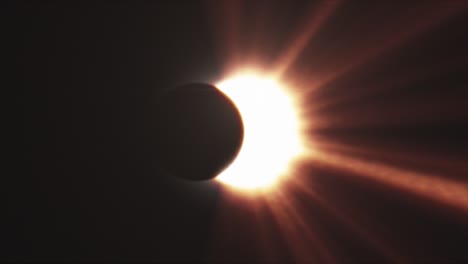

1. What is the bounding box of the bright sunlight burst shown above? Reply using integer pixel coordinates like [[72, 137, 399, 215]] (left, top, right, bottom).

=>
[[214, 72, 304, 191]]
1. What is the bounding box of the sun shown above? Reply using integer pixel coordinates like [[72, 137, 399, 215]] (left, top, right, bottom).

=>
[[214, 71, 304, 192]]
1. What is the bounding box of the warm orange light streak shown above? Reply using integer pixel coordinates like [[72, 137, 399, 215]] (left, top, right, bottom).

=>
[[206, 1, 468, 262], [264, 188, 335, 264], [311, 139, 468, 181], [307, 55, 468, 114], [295, 2, 468, 98], [288, 178, 406, 263], [272, 0, 341, 77], [304, 93, 468, 130], [312, 150, 468, 212], [248, 198, 282, 262]]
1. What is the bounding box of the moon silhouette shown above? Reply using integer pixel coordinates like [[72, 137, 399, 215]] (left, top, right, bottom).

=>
[[155, 83, 244, 181]]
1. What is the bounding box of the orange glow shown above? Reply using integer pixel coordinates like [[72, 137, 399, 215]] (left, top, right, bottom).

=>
[[205, 1, 468, 262], [214, 72, 305, 191], [311, 149, 468, 212]]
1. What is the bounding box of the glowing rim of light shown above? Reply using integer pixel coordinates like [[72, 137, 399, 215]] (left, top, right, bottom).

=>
[[214, 71, 304, 192]]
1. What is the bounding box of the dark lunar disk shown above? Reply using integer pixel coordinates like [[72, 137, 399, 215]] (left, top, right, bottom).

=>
[[154, 83, 244, 181]]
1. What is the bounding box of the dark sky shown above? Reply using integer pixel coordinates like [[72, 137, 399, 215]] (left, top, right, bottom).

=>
[[17, 1, 222, 261], [14, 1, 468, 262]]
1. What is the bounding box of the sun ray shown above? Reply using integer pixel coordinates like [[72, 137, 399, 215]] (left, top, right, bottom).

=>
[[264, 188, 335, 263], [307, 55, 468, 114], [205, 1, 468, 262], [304, 95, 468, 130], [292, 2, 467, 98], [310, 150, 468, 213], [311, 137, 468, 180], [288, 176, 407, 263], [272, 0, 341, 78]]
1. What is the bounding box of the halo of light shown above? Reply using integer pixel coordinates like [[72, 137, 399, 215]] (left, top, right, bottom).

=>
[[214, 72, 304, 191]]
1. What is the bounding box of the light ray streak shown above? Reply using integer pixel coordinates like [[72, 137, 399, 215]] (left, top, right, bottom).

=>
[[308, 55, 468, 114], [309, 96, 468, 132], [311, 138, 468, 181], [263, 189, 335, 264], [249, 198, 285, 262], [311, 150, 468, 213], [304, 93, 468, 130], [272, 0, 341, 78], [296, 2, 467, 97], [289, 177, 407, 264], [205, 1, 468, 262]]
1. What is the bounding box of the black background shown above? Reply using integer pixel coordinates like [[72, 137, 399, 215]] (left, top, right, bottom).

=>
[[17, 1, 221, 261], [13, 1, 468, 262]]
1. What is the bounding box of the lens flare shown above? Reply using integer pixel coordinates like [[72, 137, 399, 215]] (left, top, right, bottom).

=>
[[214, 72, 304, 191]]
